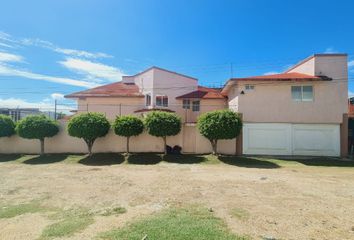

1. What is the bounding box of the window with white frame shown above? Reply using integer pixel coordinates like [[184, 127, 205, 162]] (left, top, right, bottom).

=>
[[192, 100, 200, 112], [245, 84, 255, 90], [183, 99, 190, 109], [156, 95, 168, 107], [291, 86, 313, 101], [145, 94, 151, 106]]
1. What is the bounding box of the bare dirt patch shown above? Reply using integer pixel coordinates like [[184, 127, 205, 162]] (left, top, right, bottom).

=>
[[0, 156, 353, 239]]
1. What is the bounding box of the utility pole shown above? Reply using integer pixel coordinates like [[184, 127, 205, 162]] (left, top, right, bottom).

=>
[[54, 99, 57, 120]]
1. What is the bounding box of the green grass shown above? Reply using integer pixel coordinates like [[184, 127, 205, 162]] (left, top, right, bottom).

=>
[[98, 207, 249, 240], [0, 201, 44, 218], [40, 208, 94, 239], [230, 208, 250, 220], [0, 153, 353, 168], [40, 216, 94, 239]]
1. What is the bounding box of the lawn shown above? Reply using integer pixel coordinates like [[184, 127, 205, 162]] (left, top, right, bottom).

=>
[[0, 153, 353, 239]]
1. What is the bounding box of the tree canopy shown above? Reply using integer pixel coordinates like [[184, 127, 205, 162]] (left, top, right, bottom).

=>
[[67, 112, 110, 155], [0, 114, 16, 137], [144, 111, 181, 154], [16, 115, 59, 154], [113, 115, 144, 153], [197, 110, 242, 154]]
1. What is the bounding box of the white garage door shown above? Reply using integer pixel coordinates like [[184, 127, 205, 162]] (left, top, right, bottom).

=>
[[243, 123, 340, 156]]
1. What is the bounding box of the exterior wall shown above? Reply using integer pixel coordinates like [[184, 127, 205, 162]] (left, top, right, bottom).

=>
[[77, 97, 145, 119], [227, 54, 348, 124], [152, 68, 198, 112], [175, 99, 227, 123], [236, 80, 347, 124], [227, 86, 239, 112], [0, 121, 237, 155], [287, 57, 315, 75]]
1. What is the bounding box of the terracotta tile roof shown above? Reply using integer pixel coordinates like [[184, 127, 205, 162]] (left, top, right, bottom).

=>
[[65, 82, 144, 98], [230, 72, 325, 81], [176, 86, 226, 99], [134, 108, 175, 113]]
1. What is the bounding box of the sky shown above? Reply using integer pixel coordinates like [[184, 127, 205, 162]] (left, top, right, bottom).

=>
[[0, 0, 354, 112]]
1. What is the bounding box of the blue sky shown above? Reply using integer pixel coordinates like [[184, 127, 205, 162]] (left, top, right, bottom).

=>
[[0, 0, 353, 111]]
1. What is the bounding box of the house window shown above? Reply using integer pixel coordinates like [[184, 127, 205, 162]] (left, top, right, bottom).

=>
[[156, 95, 168, 107], [146, 94, 151, 106], [291, 86, 313, 102], [192, 100, 200, 112], [183, 99, 190, 109], [245, 84, 255, 90]]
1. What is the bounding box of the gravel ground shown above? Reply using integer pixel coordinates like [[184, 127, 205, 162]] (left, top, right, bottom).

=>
[[0, 158, 353, 240]]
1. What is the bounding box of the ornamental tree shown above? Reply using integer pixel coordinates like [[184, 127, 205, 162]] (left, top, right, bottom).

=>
[[197, 110, 242, 155], [113, 115, 144, 154], [16, 115, 59, 155], [0, 114, 16, 138], [67, 113, 110, 155], [144, 111, 181, 155]]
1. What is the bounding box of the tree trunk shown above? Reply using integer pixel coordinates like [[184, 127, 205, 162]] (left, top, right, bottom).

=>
[[163, 136, 167, 155], [210, 140, 218, 155], [85, 139, 94, 156], [126, 136, 130, 154], [40, 138, 44, 155]]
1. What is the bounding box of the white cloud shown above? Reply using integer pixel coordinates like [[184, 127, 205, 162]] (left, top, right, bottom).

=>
[[349, 91, 354, 98], [263, 71, 279, 75], [51, 93, 64, 100], [21, 38, 112, 59], [348, 60, 354, 68], [0, 52, 23, 62], [0, 42, 14, 48], [0, 64, 97, 88], [59, 57, 124, 82]]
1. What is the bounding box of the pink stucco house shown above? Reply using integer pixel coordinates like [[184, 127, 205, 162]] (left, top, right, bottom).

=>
[[65, 53, 348, 157], [222, 53, 348, 157], [65, 66, 226, 123]]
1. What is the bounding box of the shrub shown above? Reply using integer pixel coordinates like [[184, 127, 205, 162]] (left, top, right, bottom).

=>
[[0, 114, 15, 137], [16, 115, 59, 155], [113, 115, 144, 154], [197, 110, 242, 155], [144, 111, 181, 155], [67, 113, 110, 155]]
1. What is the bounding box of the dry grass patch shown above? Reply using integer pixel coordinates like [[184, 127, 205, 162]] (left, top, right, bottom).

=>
[[230, 208, 250, 220]]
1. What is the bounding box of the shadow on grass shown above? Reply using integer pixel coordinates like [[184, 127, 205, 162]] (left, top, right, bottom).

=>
[[269, 156, 354, 167], [0, 154, 23, 162], [23, 154, 68, 165], [218, 156, 281, 169], [127, 153, 162, 165], [163, 154, 207, 164], [79, 153, 124, 166]]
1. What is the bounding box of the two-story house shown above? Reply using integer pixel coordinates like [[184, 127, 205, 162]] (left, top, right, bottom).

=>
[[222, 54, 348, 156], [65, 66, 227, 123], [65, 53, 348, 157]]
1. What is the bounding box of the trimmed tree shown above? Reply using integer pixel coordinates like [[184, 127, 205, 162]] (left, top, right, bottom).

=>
[[67, 113, 110, 155], [0, 114, 16, 138], [16, 115, 59, 155], [144, 111, 181, 155], [197, 110, 242, 155], [113, 115, 144, 154]]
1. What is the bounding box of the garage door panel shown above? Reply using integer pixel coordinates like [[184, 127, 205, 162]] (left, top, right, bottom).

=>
[[243, 124, 291, 155], [243, 123, 340, 156], [292, 124, 340, 156]]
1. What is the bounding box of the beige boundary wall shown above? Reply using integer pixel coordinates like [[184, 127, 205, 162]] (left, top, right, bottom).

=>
[[0, 121, 237, 155]]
